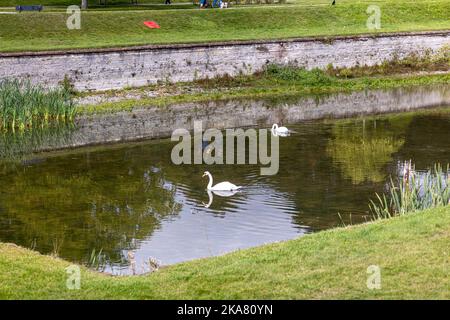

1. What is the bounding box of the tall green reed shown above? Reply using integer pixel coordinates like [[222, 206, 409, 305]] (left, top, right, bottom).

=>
[[370, 163, 450, 219], [87, 248, 106, 272], [0, 79, 76, 132]]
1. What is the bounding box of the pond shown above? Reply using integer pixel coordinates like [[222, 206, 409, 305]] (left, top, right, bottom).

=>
[[0, 107, 449, 275]]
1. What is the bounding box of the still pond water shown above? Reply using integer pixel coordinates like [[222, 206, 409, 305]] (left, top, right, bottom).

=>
[[0, 108, 449, 274]]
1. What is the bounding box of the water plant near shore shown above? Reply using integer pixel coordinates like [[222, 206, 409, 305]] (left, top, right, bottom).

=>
[[0, 79, 76, 132], [87, 248, 106, 273], [0, 124, 75, 163], [370, 163, 450, 219], [264, 65, 334, 85]]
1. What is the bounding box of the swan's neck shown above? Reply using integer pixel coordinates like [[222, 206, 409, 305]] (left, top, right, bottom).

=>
[[207, 173, 213, 189]]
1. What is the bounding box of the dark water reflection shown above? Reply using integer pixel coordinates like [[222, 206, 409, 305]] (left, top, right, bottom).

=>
[[0, 108, 449, 274]]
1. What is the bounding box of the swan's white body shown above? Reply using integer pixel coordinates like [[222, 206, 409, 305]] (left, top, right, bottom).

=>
[[271, 124, 289, 136], [203, 171, 241, 191]]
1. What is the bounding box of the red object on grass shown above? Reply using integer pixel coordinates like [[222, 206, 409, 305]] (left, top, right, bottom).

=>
[[144, 21, 160, 29]]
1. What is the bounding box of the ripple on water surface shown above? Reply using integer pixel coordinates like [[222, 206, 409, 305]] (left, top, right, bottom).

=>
[[0, 109, 449, 274]]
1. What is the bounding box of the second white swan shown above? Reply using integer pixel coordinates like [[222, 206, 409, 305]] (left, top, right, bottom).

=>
[[202, 171, 241, 191], [271, 123, 289, 136]]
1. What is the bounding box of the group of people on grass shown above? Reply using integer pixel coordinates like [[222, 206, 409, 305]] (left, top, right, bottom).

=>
[[199, 0, 228, 8], [164, 0, 228, 8]]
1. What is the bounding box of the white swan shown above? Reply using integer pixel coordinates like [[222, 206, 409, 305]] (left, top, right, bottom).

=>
[[271, 123, 290, 136], [202, 171, 241, 191]]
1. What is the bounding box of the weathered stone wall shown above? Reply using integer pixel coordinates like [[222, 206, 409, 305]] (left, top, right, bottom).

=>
[[0, 31, 449, 91]]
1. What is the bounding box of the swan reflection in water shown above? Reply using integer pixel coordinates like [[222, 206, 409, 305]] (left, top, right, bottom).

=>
[[203, 189, 241, 208]]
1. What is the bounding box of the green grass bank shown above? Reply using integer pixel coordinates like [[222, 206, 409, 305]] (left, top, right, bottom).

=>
[[0, 0, 449, 52], [0, 206, 449, 299]]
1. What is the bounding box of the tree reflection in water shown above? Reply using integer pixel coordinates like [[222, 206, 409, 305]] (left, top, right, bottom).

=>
[[326, 116, 411, 184], [0, 109, 449, 273], [0, 144, 182, 268]]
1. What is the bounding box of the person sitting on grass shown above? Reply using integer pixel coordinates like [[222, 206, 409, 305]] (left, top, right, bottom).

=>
[[212, 0, 227, 8]]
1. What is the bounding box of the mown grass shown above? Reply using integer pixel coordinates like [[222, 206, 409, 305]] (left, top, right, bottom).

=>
[[1, 0, 447, 7], [0, 0, 192, 5], [0, 0, 422, 7], [0, 0, 449, 52], [0, 0, 195, 11], [0, 205, 449, 299]]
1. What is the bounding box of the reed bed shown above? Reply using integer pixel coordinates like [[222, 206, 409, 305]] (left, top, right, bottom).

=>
[[0, 79, 76, 132], [370, 163, 450, 219]]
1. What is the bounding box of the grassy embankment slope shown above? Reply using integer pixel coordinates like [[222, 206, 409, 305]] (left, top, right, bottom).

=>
[[0, 206, 449, 299], [0, 0, 449, 52]]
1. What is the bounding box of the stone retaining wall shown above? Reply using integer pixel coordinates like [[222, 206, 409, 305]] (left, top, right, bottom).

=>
[[0, 31, 449, 91]]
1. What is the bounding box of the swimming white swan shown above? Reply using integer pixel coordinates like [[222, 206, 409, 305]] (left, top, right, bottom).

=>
[[271, 123, 290, 136], [202, 171, 241, 191]]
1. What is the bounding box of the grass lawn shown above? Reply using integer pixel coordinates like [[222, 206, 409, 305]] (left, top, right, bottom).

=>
[[0, 206, 449, 299], [0, 0, 195, 11], [0, 0, 449, 52], [0, 0, 192, 6]]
